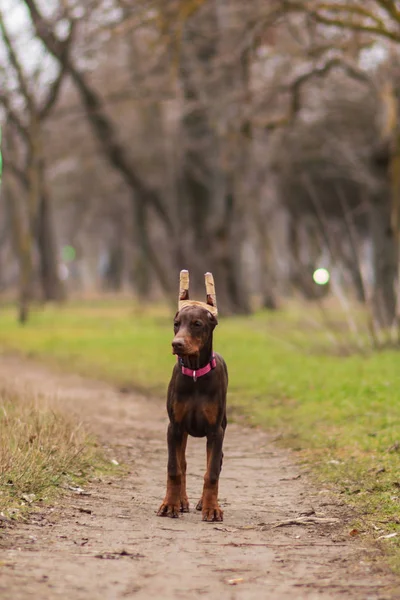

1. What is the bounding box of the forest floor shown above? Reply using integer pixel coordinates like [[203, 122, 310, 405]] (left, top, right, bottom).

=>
[[0, 355, 398, 600]]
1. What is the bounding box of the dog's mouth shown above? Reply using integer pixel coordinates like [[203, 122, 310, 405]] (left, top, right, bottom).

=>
[[172, 345, 200, 357]]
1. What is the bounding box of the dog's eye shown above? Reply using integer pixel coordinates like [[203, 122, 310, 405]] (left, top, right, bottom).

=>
[[174, 321, 180, 329], [194, 320, 202, 327]]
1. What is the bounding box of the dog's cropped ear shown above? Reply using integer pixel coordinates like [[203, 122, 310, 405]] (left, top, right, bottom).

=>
[[179, 270, 189, 304], [207, 311, 218, 328], [205, 272, 218, 315]]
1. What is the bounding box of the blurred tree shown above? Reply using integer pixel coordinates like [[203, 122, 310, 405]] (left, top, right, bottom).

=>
[[0, 0, 397, 331], [283, 0, 400, 325], [0, 6, 68, 304], [23, 0, 177, 298], [3, 129, 34, 323]]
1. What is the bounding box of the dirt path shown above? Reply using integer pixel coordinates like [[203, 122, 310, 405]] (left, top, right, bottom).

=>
[[0, 356, 397, 600]]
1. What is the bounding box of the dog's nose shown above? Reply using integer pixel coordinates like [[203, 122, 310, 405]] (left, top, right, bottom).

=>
[[172, 340, 185, 354]]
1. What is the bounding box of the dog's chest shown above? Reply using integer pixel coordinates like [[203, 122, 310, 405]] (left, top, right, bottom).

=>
[[172, 393, 218, 437]]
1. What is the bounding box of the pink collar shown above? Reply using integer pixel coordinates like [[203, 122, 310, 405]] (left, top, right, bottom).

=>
[[178, 354, 216, 382]]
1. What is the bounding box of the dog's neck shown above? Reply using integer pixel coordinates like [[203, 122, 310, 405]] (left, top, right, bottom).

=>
[[179, 336, 213, 370]]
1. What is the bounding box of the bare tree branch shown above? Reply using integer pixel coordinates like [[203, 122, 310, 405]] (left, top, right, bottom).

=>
[[39, 21, 76, 120], [0, 94, 29, 142], [0, 10, 35, 111], [375, 0, 400, 22], [311, 13, 400, 43], [261, 57, 373, 131], [24, 0, 174, 237], [8, 161, 29, 189], [283, 1, 400, 43], [312, 3, 387, 28]]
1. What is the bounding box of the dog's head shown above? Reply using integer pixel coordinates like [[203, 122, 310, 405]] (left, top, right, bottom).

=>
[[171, 306, 218, 357]]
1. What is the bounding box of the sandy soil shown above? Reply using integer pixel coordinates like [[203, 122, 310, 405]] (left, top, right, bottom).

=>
[[0, 356, 397, 600]]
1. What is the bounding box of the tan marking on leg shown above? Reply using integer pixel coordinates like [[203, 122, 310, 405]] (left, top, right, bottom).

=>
[[178, 432, 189, 512], [202, 404, 218, 426], [157, 474, 181, 518], [201, 478, 223, 522], [172, 401, 188, 424], [201, 441, 223, 521]]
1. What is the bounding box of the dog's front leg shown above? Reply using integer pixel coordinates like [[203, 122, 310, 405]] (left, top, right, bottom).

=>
[[157, 424, 185, 518], [201, 427, 224, 522], [179, 432, 189, 512]]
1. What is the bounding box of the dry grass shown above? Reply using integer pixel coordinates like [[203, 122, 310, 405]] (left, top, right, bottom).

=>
[[0, 388, 101, 517]]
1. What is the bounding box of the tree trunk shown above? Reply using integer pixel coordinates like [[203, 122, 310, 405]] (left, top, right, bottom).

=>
[[28, 122, 63, 302], [5, 176, 34, 323], [130, 196, 173, 298], [368, 194, 397, 327], [258, 218, 278, 310], [36, 184, 64, 301], [131, 199, 151, 298], [103, 231, 124, 292], [370, 79, 400, 329], [177, 2, 251, 314]]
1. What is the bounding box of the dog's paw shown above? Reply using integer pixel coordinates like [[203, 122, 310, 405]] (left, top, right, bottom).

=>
[[157, 501, 180, 518], [196, 498, 203, 511], [202, 506, 223, 522], [180, 497, 190, 513]]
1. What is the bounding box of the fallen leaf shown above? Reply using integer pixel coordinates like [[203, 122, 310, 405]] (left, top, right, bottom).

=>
[[95, 550, 144, 560], [388, 442, 400, 453], [226, 578, 244, 585], [21, 494, 36, 504], [349, 529, 360, 536], [78, 507, 92, 515], [119, 386, 132, 394], [377, 532, 398, 540], [299, 508, 315, 517], [263, 516, 340, 530], [68, 486, 91, 496], [0, 513, 12, 524]]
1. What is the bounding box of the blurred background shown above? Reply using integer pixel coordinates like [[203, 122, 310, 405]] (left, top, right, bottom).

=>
[[0, 0, 399, 341], [3, 1, 400, 551]]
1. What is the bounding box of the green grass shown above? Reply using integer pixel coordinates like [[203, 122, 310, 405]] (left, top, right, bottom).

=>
[[0, 299, 400, 551]]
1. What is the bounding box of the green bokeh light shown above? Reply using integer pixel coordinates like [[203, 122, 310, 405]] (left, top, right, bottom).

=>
[[62, 245, 76, 262]]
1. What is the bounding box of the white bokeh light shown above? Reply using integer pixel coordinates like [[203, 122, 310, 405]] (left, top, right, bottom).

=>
[[313, 268, 330, 286]]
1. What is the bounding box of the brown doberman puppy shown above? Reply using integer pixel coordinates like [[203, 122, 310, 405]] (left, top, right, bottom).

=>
[[157, 271, 228, 522]]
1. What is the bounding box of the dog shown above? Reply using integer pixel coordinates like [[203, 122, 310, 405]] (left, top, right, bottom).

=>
[[157, 271, 228, 522]]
